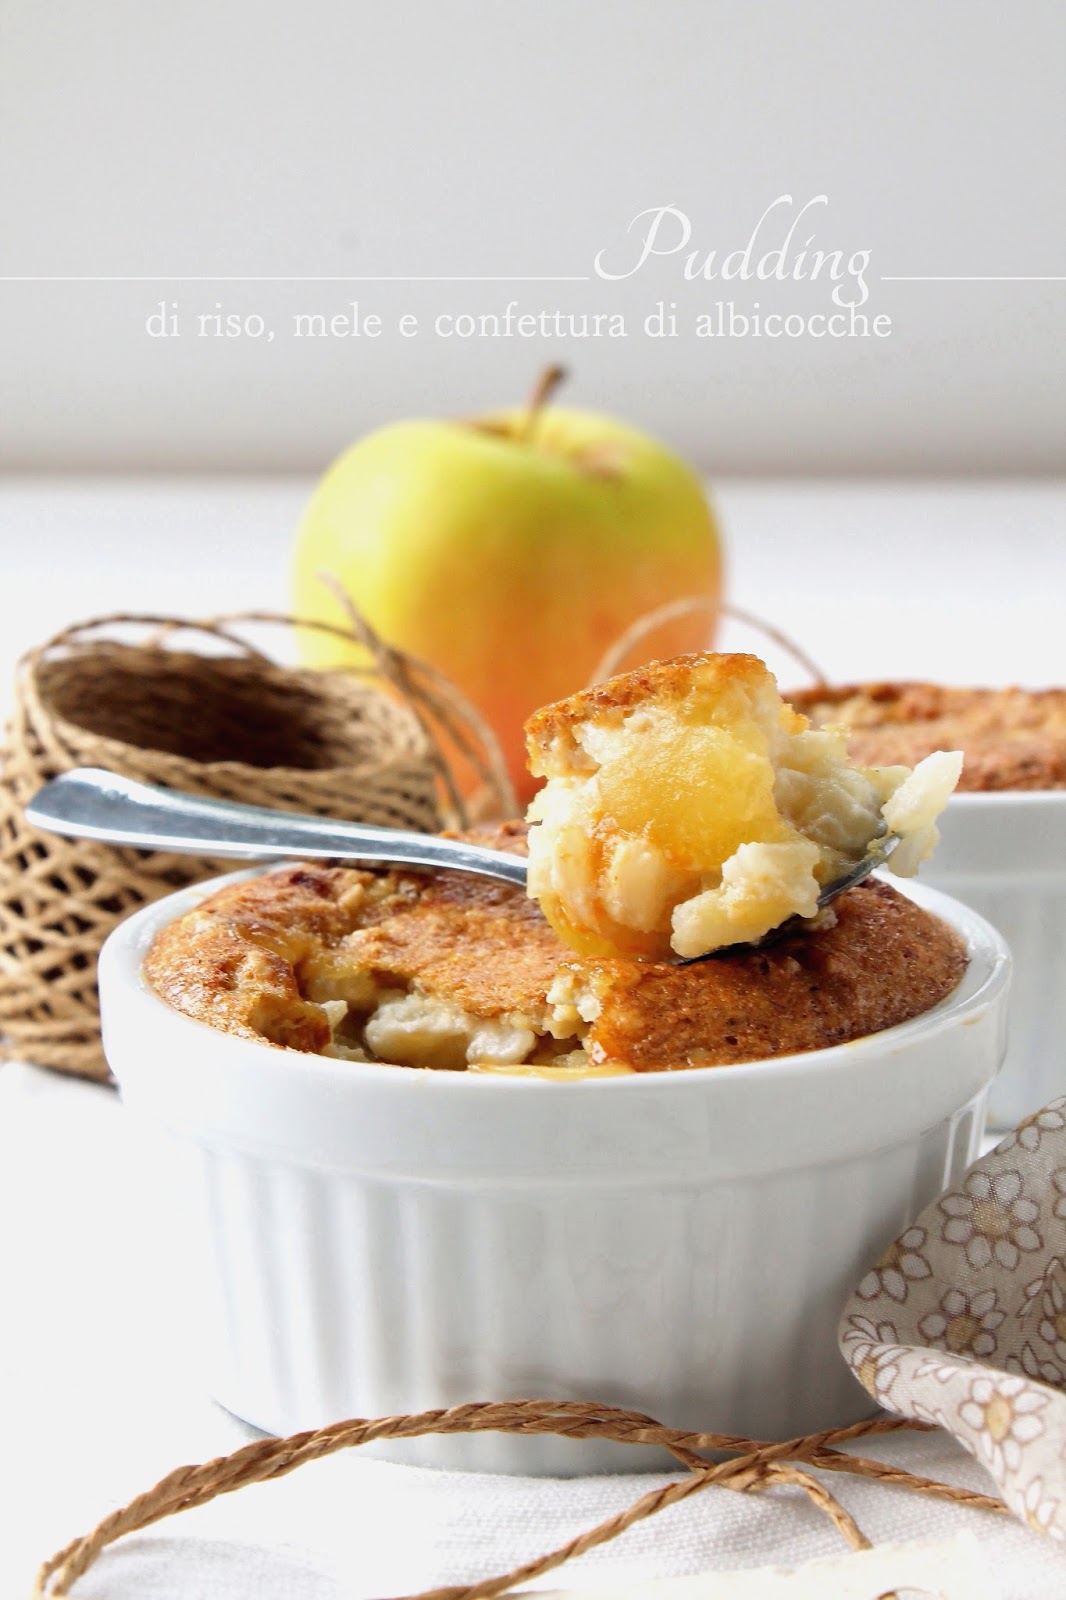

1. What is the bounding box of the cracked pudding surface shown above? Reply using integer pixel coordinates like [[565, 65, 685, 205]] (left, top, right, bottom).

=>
[[524, 653, 961, 961], [789, 681, 1066, 792], [143, 823, 968, 1075]]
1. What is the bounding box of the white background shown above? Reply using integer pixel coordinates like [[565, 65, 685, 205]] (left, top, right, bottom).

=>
[[1, 0, 1064, 474]]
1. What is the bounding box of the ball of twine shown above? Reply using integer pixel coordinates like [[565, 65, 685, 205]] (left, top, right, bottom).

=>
[[0, 608, 514, 1083]]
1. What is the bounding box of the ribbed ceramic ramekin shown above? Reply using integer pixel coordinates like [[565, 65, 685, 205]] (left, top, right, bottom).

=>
[[921, 791, 1066, 1131], [98, 873, 1009, 1474]]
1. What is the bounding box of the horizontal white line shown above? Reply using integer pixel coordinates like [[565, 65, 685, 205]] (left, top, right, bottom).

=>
[[880, 275, 1066, 282], [1, 273, 1059, 285], [0, 275, 592, 284]]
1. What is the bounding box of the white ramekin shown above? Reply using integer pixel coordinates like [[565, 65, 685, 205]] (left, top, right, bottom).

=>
[[98, 872, 1009, 1474], [921, 791, 1066, 1130]]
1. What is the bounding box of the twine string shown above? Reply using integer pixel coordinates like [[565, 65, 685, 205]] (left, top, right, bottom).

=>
[[312, 576, 518, 824], [34, 1398, 1008, 1600], [24, 612, 271, 665], [588, 597, 828, 689]]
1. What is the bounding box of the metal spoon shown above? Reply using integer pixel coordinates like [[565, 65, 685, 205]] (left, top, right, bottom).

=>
[[25, 767, 530, 887], [25, 767, 900, 938]]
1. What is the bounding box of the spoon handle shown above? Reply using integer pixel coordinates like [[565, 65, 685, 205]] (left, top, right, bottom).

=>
[[25, 768, 530, 887]]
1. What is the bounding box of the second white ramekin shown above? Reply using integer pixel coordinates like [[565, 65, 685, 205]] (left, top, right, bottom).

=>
[[921, 790, 1066, 1130], [98, 873, 1009, 1474]]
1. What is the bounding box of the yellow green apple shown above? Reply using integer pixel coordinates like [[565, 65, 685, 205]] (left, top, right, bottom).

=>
[[292, 374, 722, 803]]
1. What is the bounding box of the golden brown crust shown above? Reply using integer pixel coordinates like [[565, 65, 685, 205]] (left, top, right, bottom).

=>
[[299, 822, 566, 1027], [144, 823, 968, 1071], [581, 880, 967, 1069], [143, 863, 370, 1052], [790, 681, 1066, 792], [525, 652, 773, 767]]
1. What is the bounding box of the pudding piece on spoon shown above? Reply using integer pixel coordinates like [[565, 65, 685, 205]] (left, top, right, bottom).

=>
[[524, 652, 962, 961]]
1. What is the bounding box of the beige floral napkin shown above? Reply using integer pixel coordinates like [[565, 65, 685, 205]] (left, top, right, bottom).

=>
[[840, 1093, 1066, 1539]]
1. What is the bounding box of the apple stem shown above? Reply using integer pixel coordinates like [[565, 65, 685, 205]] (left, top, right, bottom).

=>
[[521, 365, 568, 441]]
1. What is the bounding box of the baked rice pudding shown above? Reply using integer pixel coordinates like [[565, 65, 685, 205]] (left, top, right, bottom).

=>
[[525, 653, 962, 960], [144, 654, 971, 1075], [144, 821, 968, 1076], [790, 682, 1066, 792]]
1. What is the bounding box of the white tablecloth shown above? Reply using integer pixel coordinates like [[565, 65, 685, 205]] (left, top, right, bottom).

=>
[[3, 478, 1066, 1598]]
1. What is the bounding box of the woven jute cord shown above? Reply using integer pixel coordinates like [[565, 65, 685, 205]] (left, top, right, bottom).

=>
[[0, 608, 514, 1083], [34, 1398, 1009, 1599], [589, 597, 828, 688]]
